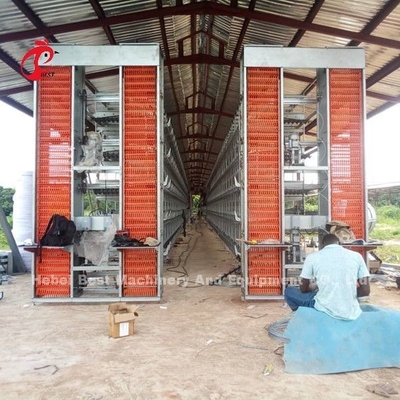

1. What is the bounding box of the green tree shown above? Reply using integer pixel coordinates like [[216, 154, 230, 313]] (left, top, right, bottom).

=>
[[0, 187, 15, 249], [0, 186, 15, 216], [192, 194, 200, 214]]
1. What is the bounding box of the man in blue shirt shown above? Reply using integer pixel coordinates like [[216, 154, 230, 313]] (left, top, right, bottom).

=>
[[284, 233, 370, 320]]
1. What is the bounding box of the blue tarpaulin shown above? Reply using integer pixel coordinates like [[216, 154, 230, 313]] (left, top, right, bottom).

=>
[[283, 305, 400, 374]]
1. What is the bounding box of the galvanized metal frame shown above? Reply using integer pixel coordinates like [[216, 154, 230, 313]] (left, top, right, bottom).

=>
[[31, 81, 38, 301], [241, 59, 249, 298], [157, 54, 164, 297], [241, 45, 367, 300], [205, 111, 241, 256], [32, 44, 163, 303], [162, 116, 190, 255]]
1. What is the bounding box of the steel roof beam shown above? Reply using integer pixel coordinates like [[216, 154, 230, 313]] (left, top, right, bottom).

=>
[[0, 85, 33, 97], [177, 134, 224, 142], [368, 95, 400, 119], [186, 166, 213, 171], [11, 0, 99, 94], [292, 0, 400, 114], [182, 149, 218, 156], [168, 106, 234, 118], [165, 54, 239, 67], [288, 0, 326, 47], [366, 91, 400, 103], [88, 0, 116, 45], [367, 56, 400, 88], [3, 2, 400, 50], [0, 48, 31, 82], [11, 0, 58, 43], [156, 0, 186, 166], [347, 0, 400, 47], [0, 97, 32, 117], [183, 159, 214, 165], [202, 0, 256, 170]]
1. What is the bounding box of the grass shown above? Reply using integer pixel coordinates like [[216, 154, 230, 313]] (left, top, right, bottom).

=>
[[369, 205, 400, 263], [373, 245, 400, 264], [0, 232, 9, 251]]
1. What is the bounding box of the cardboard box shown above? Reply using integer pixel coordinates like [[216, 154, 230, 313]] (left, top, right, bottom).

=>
[[108, 302, 138, 338]]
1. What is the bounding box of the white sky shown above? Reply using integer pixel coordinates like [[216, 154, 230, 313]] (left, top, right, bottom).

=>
[[0, 101, 399, 188]]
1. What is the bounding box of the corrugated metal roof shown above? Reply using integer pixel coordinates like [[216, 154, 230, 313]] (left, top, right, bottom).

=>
[[1, 0, 400, 189]]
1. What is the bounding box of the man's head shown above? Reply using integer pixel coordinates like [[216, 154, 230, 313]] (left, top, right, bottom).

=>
[[322, 233, 339, 248]]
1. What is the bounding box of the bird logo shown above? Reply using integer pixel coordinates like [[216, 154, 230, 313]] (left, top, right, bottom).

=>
[[20, 38, 58, 81]]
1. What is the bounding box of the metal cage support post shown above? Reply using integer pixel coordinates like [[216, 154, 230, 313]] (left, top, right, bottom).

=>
[[241, 45, 366, 300], [31, 44, 163, 302], [204, 112, 242, 256]]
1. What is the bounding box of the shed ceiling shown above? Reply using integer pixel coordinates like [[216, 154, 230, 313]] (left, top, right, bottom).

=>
[[1, 0, 400, 191]]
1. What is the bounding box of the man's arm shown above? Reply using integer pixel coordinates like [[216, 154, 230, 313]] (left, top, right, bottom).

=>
[[299, 255, 317, 293], [300, 278, 318, 293], [300, 277, 310, 293], [356, 253, 371, 297], [357, 276, 370, 297]]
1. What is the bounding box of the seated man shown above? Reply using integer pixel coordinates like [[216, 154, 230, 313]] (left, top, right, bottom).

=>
[[284, 233, 370, 320]]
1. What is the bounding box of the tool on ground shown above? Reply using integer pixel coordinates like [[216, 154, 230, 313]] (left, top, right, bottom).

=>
[[209, 265, 241, 286]]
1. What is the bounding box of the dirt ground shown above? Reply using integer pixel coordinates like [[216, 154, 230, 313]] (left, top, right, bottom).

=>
[[1, 222, 400, 400]]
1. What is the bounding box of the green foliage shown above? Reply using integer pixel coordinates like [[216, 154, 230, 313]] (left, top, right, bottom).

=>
[[369, 192, 400, 207], [0, 216, 13, 250], [369, 204, 400, 263], [304, 202, 318, 213], [376, 205, 400, 221], [0, 231, 9, 250], [370, 206, 400, 241], [82, 192, 118, 215], [374, 245, 400, 264], [0, 188, 14, 250], [192, 194, 200, 214], [0, 186, 15, 217]]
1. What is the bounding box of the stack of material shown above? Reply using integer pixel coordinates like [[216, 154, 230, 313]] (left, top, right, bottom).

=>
[[377, 264, 400, 289]]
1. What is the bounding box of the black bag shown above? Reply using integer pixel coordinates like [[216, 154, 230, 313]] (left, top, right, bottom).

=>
[[37, 215, 76, 263], [38, 214, 76, 262], [40, 214, 76, 247]]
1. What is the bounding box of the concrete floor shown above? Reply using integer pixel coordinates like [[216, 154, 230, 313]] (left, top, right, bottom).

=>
[[1, 221, 400, 400]]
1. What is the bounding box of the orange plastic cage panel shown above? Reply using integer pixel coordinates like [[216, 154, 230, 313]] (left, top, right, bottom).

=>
[[124, 177, 156, 184], [124, 264, 158, 272], [248, 286, 282, 295], [35, 286, 71, 297], [329, 69, 365, 239], [35, 248, 71, 267], [124, 201, 157, 208], [124, 261, 158, 269], [123, 287, 158, 297], [124, 184, 157, 191], [121, 223, 156, 232], [124, 154, 156, 161], [245, 67, 282, 295], [122, 66, 158, 297], [124, 267, 157, 275], [124, 174, 156, 180], [123, 169, 156, 176], [123, 276, 157, 286], [123, 248, 157, 261], [35, 67, 72, 297]]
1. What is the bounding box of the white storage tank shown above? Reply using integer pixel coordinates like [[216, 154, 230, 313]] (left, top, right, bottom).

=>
[[12, 171, 33, 271]]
